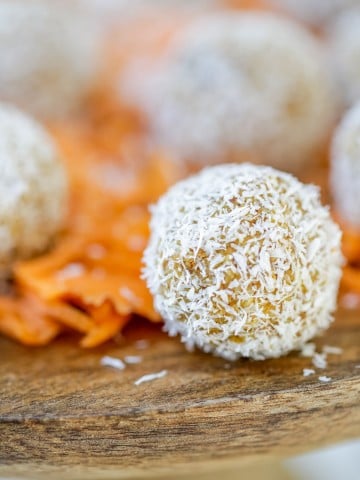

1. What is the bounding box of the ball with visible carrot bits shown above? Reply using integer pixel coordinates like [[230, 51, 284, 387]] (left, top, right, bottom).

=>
[[0, 0, 99, 119], [126, 13, 337, 172], [0, 104, 68, 279], [143, 164, 342, 360]]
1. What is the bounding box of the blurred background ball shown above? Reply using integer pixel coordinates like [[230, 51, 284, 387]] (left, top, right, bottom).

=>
[[327, 9, 360, 107], [0, 104, 68, 278], [331, 102, 360, 229], [271, 0, 360, 27], [0, 0, 99, 120], [81, 0, 217, 24], [123, 13, 337, 172]]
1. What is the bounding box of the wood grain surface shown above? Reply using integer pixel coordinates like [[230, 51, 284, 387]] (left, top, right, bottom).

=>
[[0, 307, 359, 479]]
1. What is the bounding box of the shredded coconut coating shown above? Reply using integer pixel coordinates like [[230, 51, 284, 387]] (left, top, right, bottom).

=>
[[0, 104, 68, 278], [125, 13, 337, 171], [331, 102, 360, 229], [327, 9, 360, 107], [0, 0, 99, 119], [271, 0, 359, 26], [143, 164, 342, 360]]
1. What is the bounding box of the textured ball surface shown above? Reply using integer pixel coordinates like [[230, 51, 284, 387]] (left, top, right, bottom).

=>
[[328, 9, 360, 107], [0, 0, 98, 119], [128, 13, 337, 171], [272, 0, 359, 26], [331, 102, 360, 228], [0, 104, 68, 277], [144, 164, 342, 360]]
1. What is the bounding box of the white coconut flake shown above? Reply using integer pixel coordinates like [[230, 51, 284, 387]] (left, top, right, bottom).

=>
[[100, 356, 126, 370], [312, 353, 328, 369], [143, 163, 343, 360], [322, 345, 343, 355], [127, 235, 147, 252], [134, 370, 167, 386], [300, 342, 317, 358], [303, 368, 315, 377], [124, 355, 143, 364], [56, 263, 85, 281], [340, 293, 360, 310], [318, 375, 332, 383], [87, 243, 106, 260], [119, 286, 142, 306]]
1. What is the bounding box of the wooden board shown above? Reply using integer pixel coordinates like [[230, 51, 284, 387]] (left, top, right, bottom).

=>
[[0, 307, 359, 479]]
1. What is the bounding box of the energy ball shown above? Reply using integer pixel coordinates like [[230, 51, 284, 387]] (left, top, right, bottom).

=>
[[328, 9, 360, 107], [0, 104, 68, 278], [0, 0, 99, 119], [331, 102, 360, 229], [143, 164, 342, 360], [271, 0, 359, 27], [128, 13, 337, 171]]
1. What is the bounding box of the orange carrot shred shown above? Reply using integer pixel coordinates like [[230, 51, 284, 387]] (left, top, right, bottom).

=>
[[80, 312, 130, 348]]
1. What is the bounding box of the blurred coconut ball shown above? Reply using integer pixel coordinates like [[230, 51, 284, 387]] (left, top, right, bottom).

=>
[[0, 104, 68, 278], [143, 163, 342, 360], [331, 102, 360, 229], [81, 0, 218, 24], [124, 13, 337, 172], [0, 0, 100, 120], [327, 9, 360, 107], [271, 0, 359, 27]]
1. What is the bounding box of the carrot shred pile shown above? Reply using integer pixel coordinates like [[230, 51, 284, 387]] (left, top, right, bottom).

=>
[[340, 225, 360, 295], [0, 102, 179, 347]]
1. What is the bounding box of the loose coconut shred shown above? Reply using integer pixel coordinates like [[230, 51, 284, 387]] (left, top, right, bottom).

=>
[[144, 164, 343, 360]]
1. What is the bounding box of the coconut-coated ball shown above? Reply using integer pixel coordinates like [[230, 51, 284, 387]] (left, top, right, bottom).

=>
[[143, 164, 342, 360], [331, 102, 360, 229], [0, 0, 99, 119], [0, 104, 68, 278], [272, 0, 359, 26], [128, 13, 337, 171], [328, 9, 360, 107]]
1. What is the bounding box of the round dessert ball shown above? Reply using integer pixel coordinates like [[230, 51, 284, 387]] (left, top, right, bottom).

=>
[[127, 13, 337, 171], [271, 0, 359, 27], [331, 102, 360, 229], [0, 104, 68, 278], [143, 163, 342, 360], [327, 9, 360, 107], [0, 0, 99, 119]]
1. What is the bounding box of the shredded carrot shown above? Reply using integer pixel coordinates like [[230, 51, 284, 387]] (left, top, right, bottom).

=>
[[342, 266, 360, 294], [0, 296, 61, 346], [80, 302, 130, 348], [341, 227, 360, 264], [334, 217, 360, 297]]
